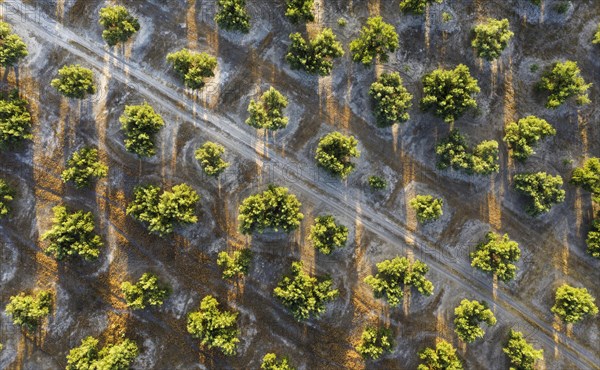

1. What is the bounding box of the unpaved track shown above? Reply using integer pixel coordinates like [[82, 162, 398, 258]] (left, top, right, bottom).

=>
[[7, 2, 599, 369]]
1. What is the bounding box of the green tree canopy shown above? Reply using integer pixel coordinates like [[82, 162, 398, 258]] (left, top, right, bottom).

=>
[[187, 295, 240, 356], [409, 195, 443, 223], [0, 21, 28, 67], [98, 5, 140, 46], [0, 90, 32, 147], [421, 64, 480, 124], [368, 175, 387, 190], [504, 116, 556, 161], [586, 213, 600, 258], [551, 284, 598, 323], [119, 102, 165, 157], [195, 141, 230, 176], [261, 353, 296, 370], [217, 248, 253, 279], [126, 183, 200, 236], [470, 232, 521, 282], [215, 0, 250, 33], [538, 61, 591, 108], [453, 299, 496, 343], [399, 0, 443, 14], [513, 172, 565, 216], [273, 261, 338, 320], [436, 130, 499, 175], [285, 0, 314, 24], [120, 272, 170, 310], [61, 147, 108, 188], [51, 64, 96, 99], [350, 17, 399, 65], [246, 87, 289, 130], [369, 72, 413, 127], [471, 18, 514, 60], [238, 185, 304, 234], [364, 256, 434, 307], [0, 178, 14, 217], [503, 329, 544, 370], [309, 215, 348, 255], [570, 157, 600, 203], [5, 290, 52, 331], [417, 339, 463, 370], [356, 326, 393, 360], [166, 48, 217, 90], [41, 205, 102, 261], [594, 24, 600, 44], [285, 29, 344, 76], [66, 336, 139, 370], [315, 131, 360, 178]]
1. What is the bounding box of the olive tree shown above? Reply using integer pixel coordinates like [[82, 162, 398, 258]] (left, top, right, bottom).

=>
[[309, 215, 348, 255], [98, 5, 140, 46], [350, 17, 399, 65], [436, 130, 499, 175], [503, 330, 544, 370], [513, 172, 565, 216], [586, 213, 600, 258], [285, 0, 314, 24], [409, 195, 443, 223], [551, 284, 598, 323], [470, 232, 521, 282], [273, 261, 338, 320], [120, 102, 165, 157], [453, 299, 496, 343], [570, 157, 600, 203], [41, 205, 103, 261], [126, 183, 200, 236], [5, 290, 52, 331], [418, 340, 463, 370], [217, 248, 253, 279], [368, 175, 387, 190], [238, 185, 303, 234], [0, 90, 32, 147], [51, 64, 96, 99], [369, 72, 413, 127], [421, 64, 480, 123], [364, 256, 434, 307], [187, 295, 239, 356], [594, 23, 600, 44], [195, 141, 229, 176], [285, 29, 344, 76], [0, 178, 14, 217], [538, 61, 591, 108], [246, 87, 289, 130], [504, 116, 556, 161], [399, 0, 443, 14], [471, 18, 513, 60], [215, 0, 250, 33], [120, 273, 170, 310], [0, 21, 28, 67], [61, 147, 108, 188], [356, 326, 393, 360], [66, 336, 138, 370], [261, 353, 295, 370], [166, 48, 217, 90], [315, 132, 360, 178]]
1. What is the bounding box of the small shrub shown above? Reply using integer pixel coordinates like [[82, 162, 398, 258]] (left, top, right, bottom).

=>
[[5, 290, 52, 331], [309, 215, 348, 255], [119, 102, 165, 157], [0, 178, 15, 217], [337, 18, 347, 27], [61, 147, 108, 188], [369, 72, 413, 127], [471, 18, 514, 61], [368, 176, 387, 190], [350, 17, 399, 65], [187, 295, 239, 355], [166, 48, 217, 90], [217, 248, 253, 279], [513, 172, 565, 216], [51, 64, 96, 99], [442, 12, 453, 22], [594, 24, 600, 44], [504, 116, 556, 161], [121, 273, 170, 310], [453, 299, 496, 342], [409, 195, 443, 223], [285, 29, 344, 76], [0, 21, 28, 67], [215, 0, 250, 33], [246, 87, 289, 130], [285, 0, 314, 24], [551, 284, 598, 323], [315, 131, 360, 178], [274, 261, 338, 320], [195, 141, 229, 176], [98, 5, 140, 46], [238, 185, 303, 234], [261, 353, 296, 370], [538, 61, 591, 108], [356, 326, 393, 360], [400, 0, 443, 14]]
